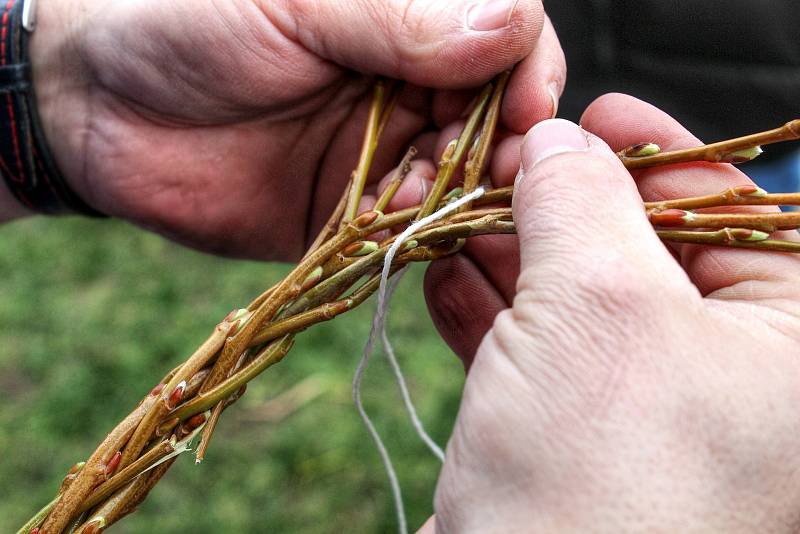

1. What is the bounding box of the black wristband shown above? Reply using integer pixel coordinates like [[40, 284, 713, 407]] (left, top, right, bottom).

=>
[[0, 0, 103, 216]]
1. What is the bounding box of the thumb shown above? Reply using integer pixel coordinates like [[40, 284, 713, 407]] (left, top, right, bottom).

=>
[[513, 119, 678, 290], [277, 0, 544, 87]]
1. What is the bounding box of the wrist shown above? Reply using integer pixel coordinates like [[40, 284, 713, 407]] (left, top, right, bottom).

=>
[[28, 0, 94, 205], [0, 182, 32, 221]]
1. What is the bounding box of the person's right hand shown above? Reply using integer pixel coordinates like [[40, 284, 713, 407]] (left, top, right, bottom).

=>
[[21, 0, 564, 260], [422, 96, 800, 532]]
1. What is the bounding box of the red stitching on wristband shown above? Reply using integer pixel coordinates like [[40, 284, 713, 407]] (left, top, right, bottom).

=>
[[0, 1, 9, 60], [0, 154, 12, 176], [32, 145, 58, 198], [2, 0, 25, 183]]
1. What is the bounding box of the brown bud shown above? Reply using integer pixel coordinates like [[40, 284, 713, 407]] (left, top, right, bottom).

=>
[[732, 184, 767, 198], [150, 383, 166, 396], [166, 381, 187, 410], [342, 241, 379, 257], [729, 228, 769, 242], [649, 209, 694, 227], [353, 210, 381, 228], [184, 413, 208, 432]]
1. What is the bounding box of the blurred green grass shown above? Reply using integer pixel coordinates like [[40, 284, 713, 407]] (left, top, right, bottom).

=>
[[0, 216, 464, 533]]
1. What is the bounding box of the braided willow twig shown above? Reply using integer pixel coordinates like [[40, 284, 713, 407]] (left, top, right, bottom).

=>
[[21, 73, 800, 533]]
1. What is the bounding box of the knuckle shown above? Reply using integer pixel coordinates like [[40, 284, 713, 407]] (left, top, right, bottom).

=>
[[389, 0, 448, 78], [567, 255, 659, 323], [516, 253, 659, 332]]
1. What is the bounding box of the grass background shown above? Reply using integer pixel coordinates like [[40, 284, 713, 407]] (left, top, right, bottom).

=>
[[0, 216, 465, 533]]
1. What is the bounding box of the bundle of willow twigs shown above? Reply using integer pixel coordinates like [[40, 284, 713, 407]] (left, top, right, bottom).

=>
[[19, 71, 800, 533]]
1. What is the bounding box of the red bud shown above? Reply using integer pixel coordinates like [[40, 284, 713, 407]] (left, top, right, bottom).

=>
[[166, 381, 187, 410], [729, 228, 769, 242], [104, 451, 122, 479], [649, 209, 693, 227], [184, 413, 208, 432], [732, 184, 767, 197], [342, 241, 379, 257], [301, 266, 324, 292]]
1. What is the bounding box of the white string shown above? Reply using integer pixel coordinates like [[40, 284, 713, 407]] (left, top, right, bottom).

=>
[[381, 310, 445, 462], [352, 187, 486, 534]]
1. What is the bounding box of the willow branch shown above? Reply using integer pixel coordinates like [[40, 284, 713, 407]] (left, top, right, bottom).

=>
[[40, 391, 163, 533], [75, 457, 178, 533], [342, 81, 386, 225], [644, 186, 800, 212], [117, 316, 238, 471], [216, 214, 370, 395], [418, 83, 494, 218], [15, 495, 59, 534], [304, 179, 352, 261], [374, 146, 417, 213], [170, 336, 294, 422], [461, 71, 509, 211], [79, 438, 176, 513], [376, 81, 402, 141], [649, 209, 800, 232], [621, 119, 800, 169], [658, 228, 800, 252]]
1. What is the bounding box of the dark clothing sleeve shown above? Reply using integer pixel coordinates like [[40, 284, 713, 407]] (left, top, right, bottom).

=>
[[548, 0, 800, 156]]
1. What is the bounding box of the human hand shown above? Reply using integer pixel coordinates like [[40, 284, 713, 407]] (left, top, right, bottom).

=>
[[422, 96, 800, 532], [20, 0, 564, 259]]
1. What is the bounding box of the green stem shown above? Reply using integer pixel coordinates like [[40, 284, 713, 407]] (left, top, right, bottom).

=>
[[170, 336, 294, 422], [342, 81, 386, 225], [16, 495, 59, 534], [461, 71, 510, 211], [417, 83, 494, 218]]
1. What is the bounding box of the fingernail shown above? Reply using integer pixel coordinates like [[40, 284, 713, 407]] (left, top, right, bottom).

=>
[[520, 118, 589, 171], [468, 0, 517, 31], [547, 82, 560, 119]]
